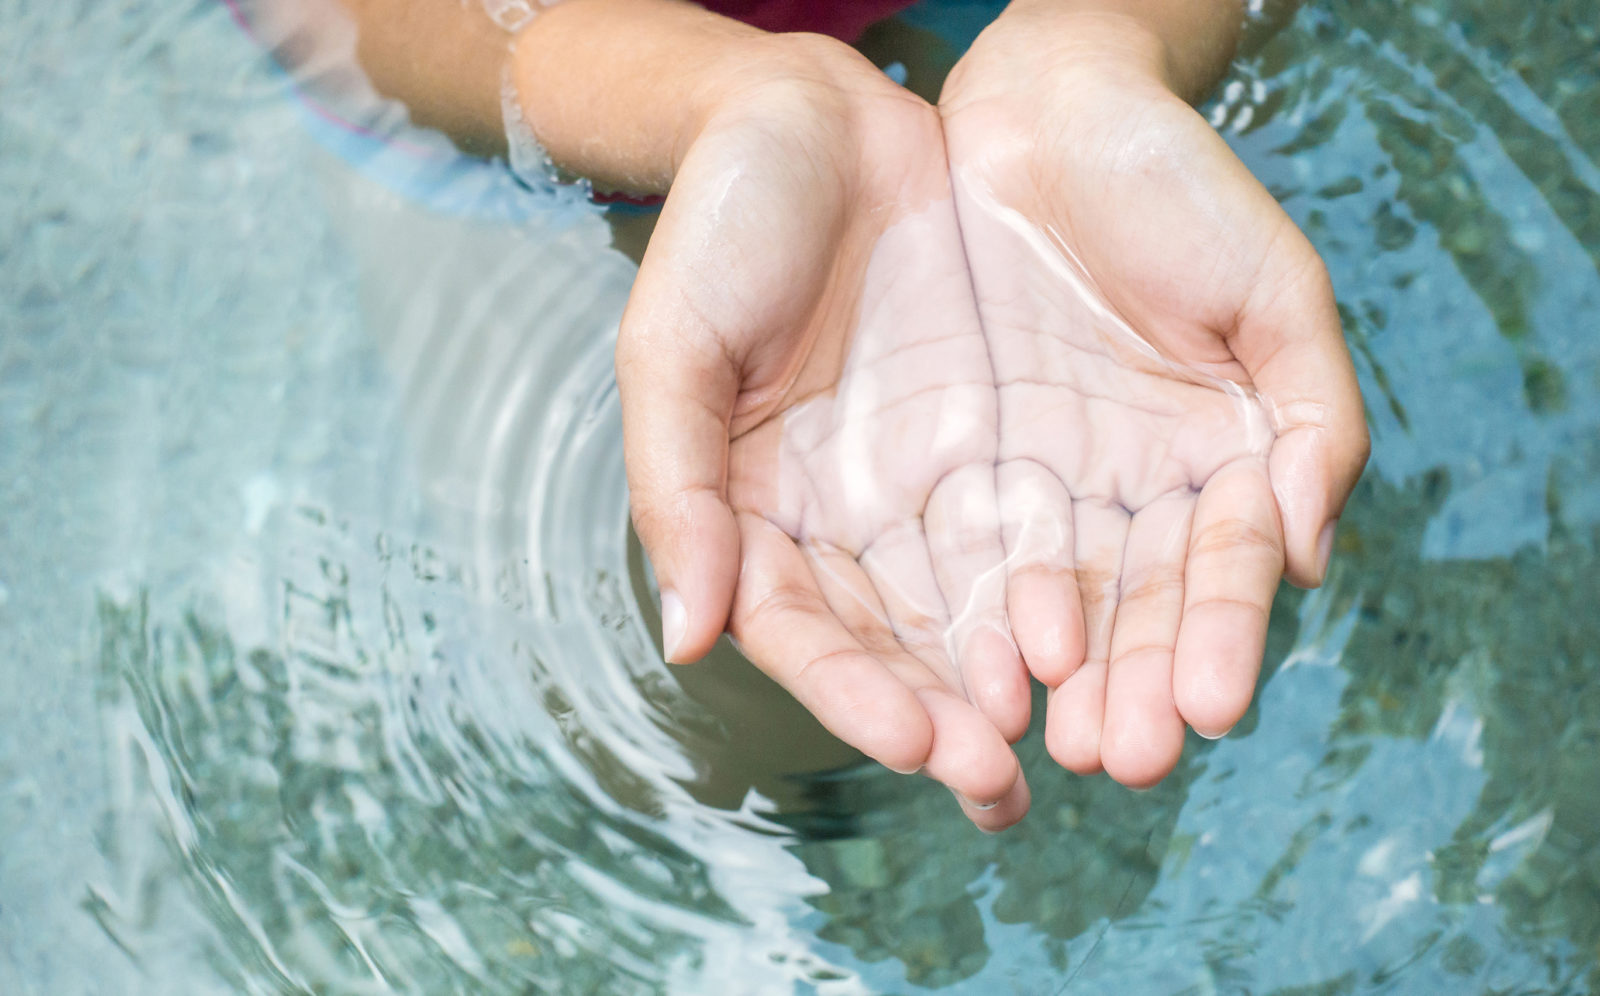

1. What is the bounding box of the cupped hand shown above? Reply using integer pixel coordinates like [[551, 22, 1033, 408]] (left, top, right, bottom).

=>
[[939, 24, 1369, 787], [617, 37, 1031, 829]]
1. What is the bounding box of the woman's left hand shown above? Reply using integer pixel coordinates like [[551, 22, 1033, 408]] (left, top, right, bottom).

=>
[[939, 10, 1370, 786]]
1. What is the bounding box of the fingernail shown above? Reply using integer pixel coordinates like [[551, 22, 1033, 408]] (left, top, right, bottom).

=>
[[660, 589, 686, 663], [1316, 519, 1338, 583], [1196, 724, 1234, 741], [956, 791, 999, 811]]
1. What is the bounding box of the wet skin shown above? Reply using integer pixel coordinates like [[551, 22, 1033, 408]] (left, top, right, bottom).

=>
[[619, 33, 1368, 830]]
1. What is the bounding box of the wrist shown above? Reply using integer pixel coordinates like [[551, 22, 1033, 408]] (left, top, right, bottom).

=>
[[508, 0, 763, 193], [508, 1, 893, 195], [672, 32, 893, 172], [944, 1, 1237, 110], [941, 12, 1166, 116]]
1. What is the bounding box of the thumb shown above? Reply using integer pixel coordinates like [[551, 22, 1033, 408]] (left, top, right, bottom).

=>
[[1233, 232, 1370, 588], [616, 267, 743, 664]]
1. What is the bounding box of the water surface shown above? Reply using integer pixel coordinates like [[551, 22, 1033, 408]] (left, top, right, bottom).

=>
[[3, 0, 1598, 992]]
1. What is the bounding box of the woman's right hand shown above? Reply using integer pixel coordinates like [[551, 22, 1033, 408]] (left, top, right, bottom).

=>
[[607, 34, 1033, 830]]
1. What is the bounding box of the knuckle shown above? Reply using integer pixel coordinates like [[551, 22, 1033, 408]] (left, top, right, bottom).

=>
[[736, 580, 817, 631], [1190, 516, 1282, 561], [629, 485, 720, 543], [1184, 595, 1270, 623], [1109, 643, 1173, 671], [1118, 568, 1184, 607]]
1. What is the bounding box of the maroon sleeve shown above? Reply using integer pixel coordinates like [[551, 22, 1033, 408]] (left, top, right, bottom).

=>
[[700, 0, 918, 41]]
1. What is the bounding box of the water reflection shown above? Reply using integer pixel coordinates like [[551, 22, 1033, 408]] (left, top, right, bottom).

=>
[[5, 0, 1600, 992], [85, 159, 877, 991], [1336, 471, 1600, 986]]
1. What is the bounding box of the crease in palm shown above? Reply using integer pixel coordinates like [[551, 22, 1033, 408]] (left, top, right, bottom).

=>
[[737, 169, 1282, 793]]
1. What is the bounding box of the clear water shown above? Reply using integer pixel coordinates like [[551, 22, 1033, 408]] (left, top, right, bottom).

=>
[[3, 0, 1599, 992]]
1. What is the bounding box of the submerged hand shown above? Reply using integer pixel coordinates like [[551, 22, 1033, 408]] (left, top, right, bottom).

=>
[[940, 22, 1369, 786], [618, 38, 1030, 829]]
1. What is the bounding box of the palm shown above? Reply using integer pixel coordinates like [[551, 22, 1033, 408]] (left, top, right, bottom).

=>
[[730, 198, 1010, 656]]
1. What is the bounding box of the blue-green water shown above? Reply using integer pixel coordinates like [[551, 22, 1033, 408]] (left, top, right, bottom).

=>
[[2, 0, 1598, 992]]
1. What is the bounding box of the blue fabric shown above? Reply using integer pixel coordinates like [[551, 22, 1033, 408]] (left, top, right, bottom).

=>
[[898, 0, 1007, 52]]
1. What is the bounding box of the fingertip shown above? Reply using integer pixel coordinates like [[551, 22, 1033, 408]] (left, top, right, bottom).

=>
[[660, 589, 687, 663], [1172, 618, 1260, 739], [1100, 719, 1184, 790], [1271, 420, 1366, 588], [1174, 681, 1251, 741], [950, 735, 1020, 808], [1178, 702, 1246, 743], [1268, 439, 1323, 589], [1007, 568, 1086, 687], [1044, 668, 1105, 776], [1100, 658, 1186, 790], [961, 772, 1031, 832], [1314, 518, 1337, 585], [962, 754, 1021, 811], [1046, 729, 1103, 776], [874, 707, 936, 776], [1281, 516, 1332, 590], [640, 490, 740, 663], [915, 688, 1019, 805]]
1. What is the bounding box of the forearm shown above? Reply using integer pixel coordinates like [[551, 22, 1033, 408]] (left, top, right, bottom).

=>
[[298, 0, 850, 196], [981, 0, 1244, 102], [327, 0, 759, 176], [332, 0, 511, 155], [508, 0, 780, 193]]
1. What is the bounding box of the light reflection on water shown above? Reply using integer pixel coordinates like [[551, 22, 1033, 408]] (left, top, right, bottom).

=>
[[2, 0, 1599, 992]]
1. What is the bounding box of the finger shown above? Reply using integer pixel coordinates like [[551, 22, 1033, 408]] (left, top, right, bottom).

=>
[[917, 687, 1025, 815], [953, 758, 1031, 833], [924, 464, 1030, 742], [805, 541, 1025, 812], [806, 541, 977, 699], [857, 519, 959, 687], [729, 514, 933, 774], [1172, 458, 1285, 739], [1102, 492, 1194, 789], [1044, 498, 1129, 774], [1045, 665, 1105, 777], [997, 459, 1085, 686], [801, 541, 894, 647], [617, 272, 742, 664], [1231, 235, 1369, 588]]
